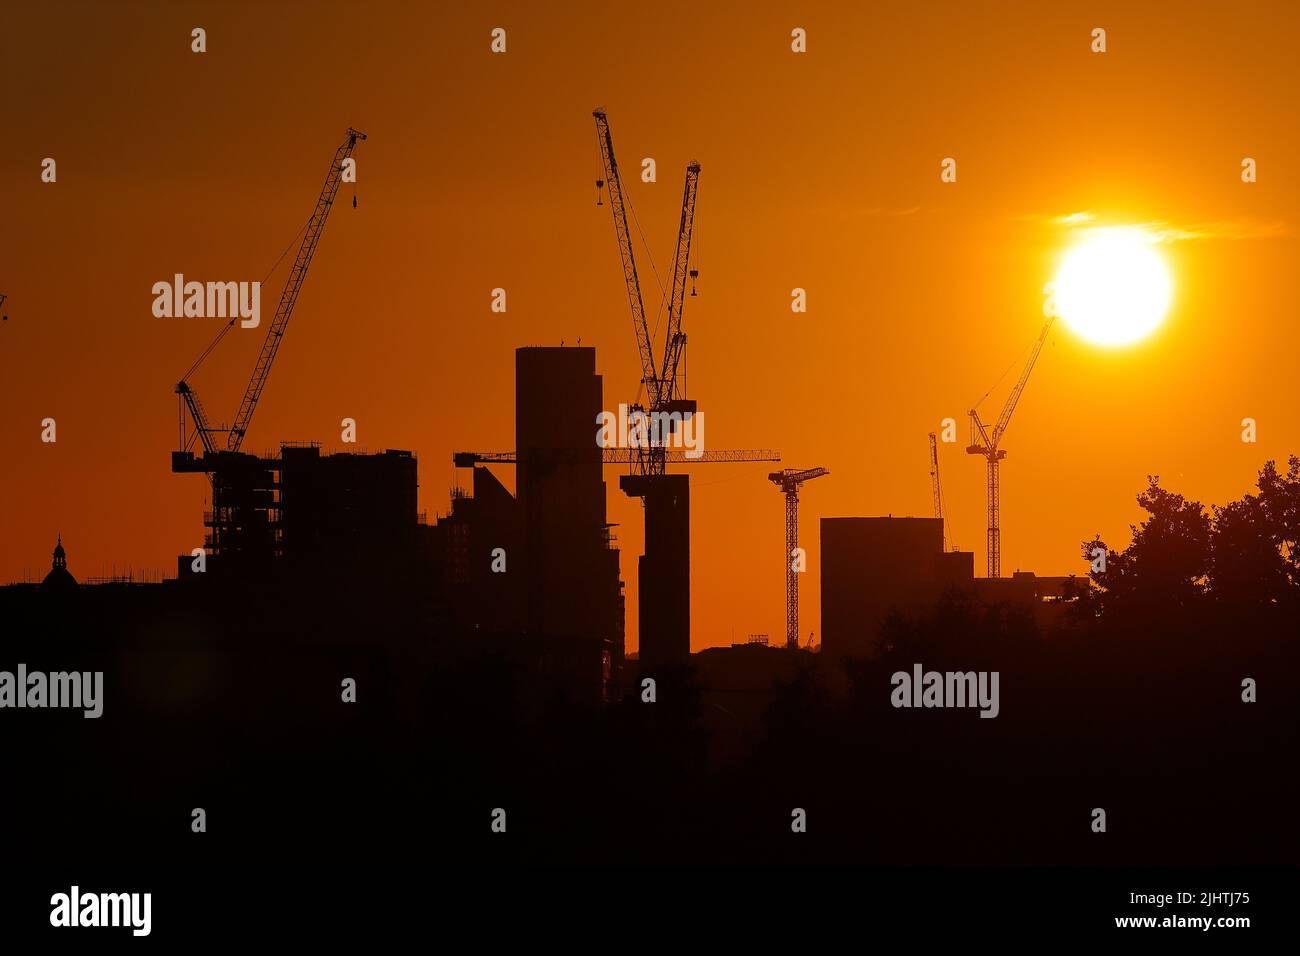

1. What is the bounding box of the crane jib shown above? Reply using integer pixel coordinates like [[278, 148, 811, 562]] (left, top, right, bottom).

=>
[[225, 129, 366, 452], [593, 110, 659, 407], [173, 128, 365, 460]]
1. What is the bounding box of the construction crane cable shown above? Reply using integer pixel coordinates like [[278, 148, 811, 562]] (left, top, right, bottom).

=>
[[972, 334, 1035, 410], [226, 127, 365, 451], [623, 182, 668, 301], [177, 215, 313, 382], [594, 122, 670, 314], [260, 216, 312, 285], [180, 318, 236, 381], [624, 191, 670, 347]]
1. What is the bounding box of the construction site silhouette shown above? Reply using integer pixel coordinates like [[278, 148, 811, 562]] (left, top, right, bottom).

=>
[[3, 116, 1296, 872], [5, 355, 1298, 864]]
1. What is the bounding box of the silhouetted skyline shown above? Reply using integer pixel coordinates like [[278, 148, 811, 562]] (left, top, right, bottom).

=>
[[4, 3, 1298, 655], [3, 6, 1299, 941]]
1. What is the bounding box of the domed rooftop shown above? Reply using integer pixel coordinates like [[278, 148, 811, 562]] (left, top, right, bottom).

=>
[[40, 534, 78, 593]]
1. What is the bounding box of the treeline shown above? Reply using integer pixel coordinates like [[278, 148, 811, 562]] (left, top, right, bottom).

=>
[[1081, 455, 1300, 619]]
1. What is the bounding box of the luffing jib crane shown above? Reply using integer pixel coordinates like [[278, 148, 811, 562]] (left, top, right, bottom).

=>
[[768, 467, 829, 649], [175, 127, 367, 457], [965, 316, 1055, 577], [593, 109, 699, 477], [456, 113, 773, 481]]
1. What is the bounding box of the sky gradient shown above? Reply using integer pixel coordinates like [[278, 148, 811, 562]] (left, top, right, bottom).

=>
[[2, 0, 1297, 651]]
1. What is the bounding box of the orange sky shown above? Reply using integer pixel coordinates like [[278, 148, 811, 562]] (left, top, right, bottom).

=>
[[2, 1, 1297, 652]]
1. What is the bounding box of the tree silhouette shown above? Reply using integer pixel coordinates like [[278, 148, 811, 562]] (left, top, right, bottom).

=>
[[1084, 460, 1300, 617], [1256, 455, 1300, 591], [1082, 476, 1210, 617], [1211, 488, 1292, 608]]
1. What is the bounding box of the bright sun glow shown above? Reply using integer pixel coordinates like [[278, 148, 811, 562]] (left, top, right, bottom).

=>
[[1052, 227, 1172, 346]]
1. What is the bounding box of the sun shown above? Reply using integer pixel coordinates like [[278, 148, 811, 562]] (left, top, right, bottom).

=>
[[1052, 227, 1172, 346]]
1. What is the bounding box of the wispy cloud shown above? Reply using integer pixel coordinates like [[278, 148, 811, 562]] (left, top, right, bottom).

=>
[[1050, 211, 1094, 226], [1139, 219, 1289, 242], [1028, 210, 1288, 242]]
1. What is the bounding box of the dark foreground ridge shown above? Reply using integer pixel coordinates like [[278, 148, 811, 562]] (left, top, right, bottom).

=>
[[4, 563, 1296, 867]]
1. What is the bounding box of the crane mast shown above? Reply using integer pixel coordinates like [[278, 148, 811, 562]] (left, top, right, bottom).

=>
[[966, 316, 1055, 577]]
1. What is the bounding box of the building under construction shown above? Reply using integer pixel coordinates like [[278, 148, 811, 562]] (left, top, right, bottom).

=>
[[168, 128, 403, 584], [170, 346, 627, 700], [172, 444, 423, 582]]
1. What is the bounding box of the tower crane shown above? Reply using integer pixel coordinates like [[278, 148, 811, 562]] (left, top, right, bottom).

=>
[[591, 108, 766, 667], [592, 109, 699, 477], [965, 316, 1055, 577], [768, 467, 829, 649], [175, 127, 366, 459]]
